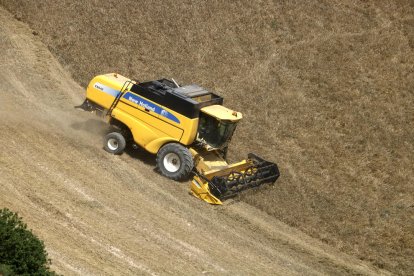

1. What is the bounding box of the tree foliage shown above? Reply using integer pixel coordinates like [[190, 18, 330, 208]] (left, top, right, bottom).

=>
[[0, 208, 56, 275]]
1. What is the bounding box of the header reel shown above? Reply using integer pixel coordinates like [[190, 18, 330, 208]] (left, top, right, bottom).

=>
[[191, 153, 280, 205]]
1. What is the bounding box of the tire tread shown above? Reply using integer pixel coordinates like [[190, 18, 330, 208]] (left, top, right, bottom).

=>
[[156, 143, 193, 181]]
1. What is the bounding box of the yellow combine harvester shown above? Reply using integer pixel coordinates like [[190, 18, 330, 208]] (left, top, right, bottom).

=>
[[77, 73, 279, 204]]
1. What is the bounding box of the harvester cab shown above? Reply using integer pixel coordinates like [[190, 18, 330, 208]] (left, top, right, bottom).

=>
[[77, 73, 279, 205], [196, 105, 241, 152]]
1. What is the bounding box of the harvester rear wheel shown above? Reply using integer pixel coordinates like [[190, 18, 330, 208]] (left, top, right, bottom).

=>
[[156, 143, 193, 181], [104, 132, 126, 155]]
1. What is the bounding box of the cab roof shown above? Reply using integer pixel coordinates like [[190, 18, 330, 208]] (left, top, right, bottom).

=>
[[201, 105, 242, 122]]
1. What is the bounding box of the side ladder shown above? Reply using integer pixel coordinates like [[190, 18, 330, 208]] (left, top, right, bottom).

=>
[[106, 80, 134, 116]]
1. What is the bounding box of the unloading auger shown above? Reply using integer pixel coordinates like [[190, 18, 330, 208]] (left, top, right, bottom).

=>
[[77, 73, 280, 205]]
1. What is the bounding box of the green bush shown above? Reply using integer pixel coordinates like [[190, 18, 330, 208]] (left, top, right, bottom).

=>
[[0, 263, 14, 276], [0, 208, 56, 275]]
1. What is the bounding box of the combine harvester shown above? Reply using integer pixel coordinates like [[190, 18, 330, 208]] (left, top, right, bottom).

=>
[[77, 73, 279, 204]]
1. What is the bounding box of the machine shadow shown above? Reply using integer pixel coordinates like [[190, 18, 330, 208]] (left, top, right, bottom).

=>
[[123, 145, 157, 167], [123, 146, 190, 183]]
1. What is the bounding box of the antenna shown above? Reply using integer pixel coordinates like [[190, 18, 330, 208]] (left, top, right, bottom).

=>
[[171, 78, 180, 88]]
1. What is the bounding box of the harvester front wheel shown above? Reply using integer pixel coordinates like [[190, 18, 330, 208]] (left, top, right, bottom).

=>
[[104, 132, 126, 155], [156, 143, 193, 181]]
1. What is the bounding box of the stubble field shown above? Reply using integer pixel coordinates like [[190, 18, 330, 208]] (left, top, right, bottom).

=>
[[1, 0, 413, 274]]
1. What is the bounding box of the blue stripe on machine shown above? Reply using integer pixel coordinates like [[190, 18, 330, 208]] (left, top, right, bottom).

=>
[[123, 92, 180, 124], [93, 82, 120, 97]]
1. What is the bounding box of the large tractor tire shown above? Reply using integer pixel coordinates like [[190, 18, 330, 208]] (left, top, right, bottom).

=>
[[104, 132, 126, 155], [156, 143, 194, 181]]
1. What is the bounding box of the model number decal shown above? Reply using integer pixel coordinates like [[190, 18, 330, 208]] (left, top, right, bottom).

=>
[[93, 82, 120, 97]]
